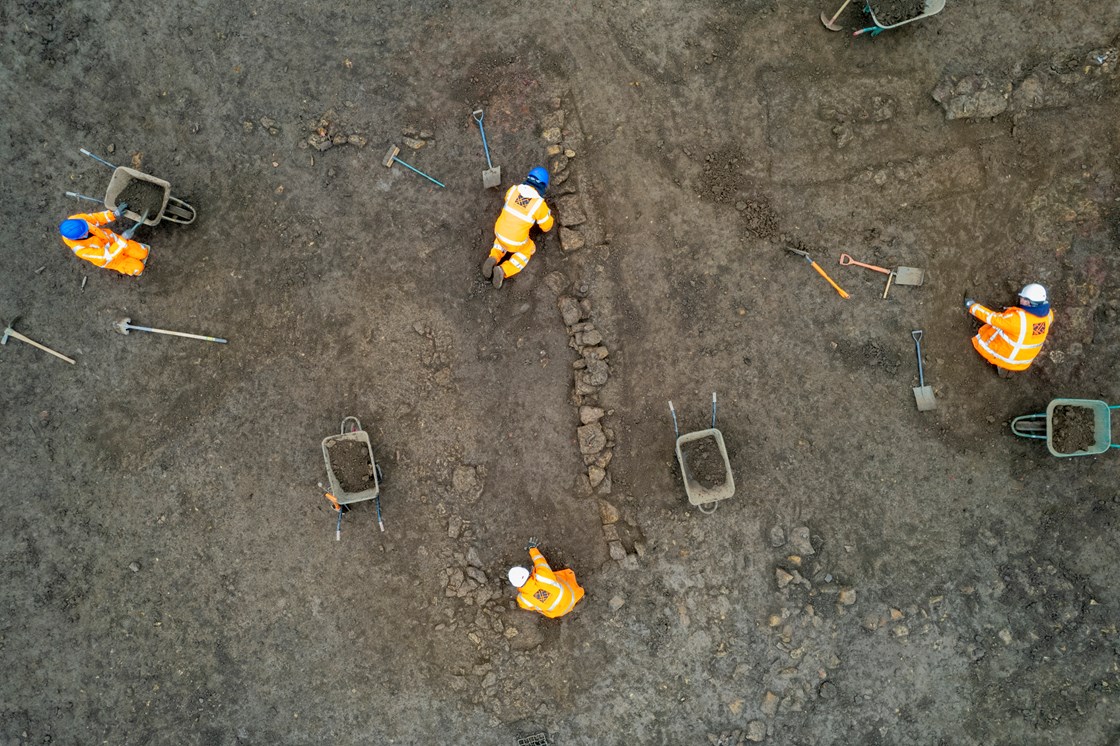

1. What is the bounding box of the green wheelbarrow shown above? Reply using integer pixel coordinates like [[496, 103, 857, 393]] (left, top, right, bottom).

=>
[[1011, 398, 1120, 458]]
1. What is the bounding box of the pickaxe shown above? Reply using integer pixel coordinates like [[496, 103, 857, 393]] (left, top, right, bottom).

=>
[[1, 318, 76, 365], [784, 247, 850, 299]]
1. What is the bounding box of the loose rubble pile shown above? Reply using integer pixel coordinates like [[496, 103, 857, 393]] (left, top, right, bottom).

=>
[[301, 109, 370, 152], [931, 37, 1119, 120]]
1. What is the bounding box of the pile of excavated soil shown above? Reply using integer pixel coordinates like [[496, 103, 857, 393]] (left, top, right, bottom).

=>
[[871, 0, 925, 25], [1051, 405, 1096, 454], [116, 178, 165, 219], [327, 438, 375, 493], [681, 435, 727, 489]]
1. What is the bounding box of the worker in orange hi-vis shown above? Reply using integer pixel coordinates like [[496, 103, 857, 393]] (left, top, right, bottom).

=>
[[508, 538, 584, 619], [481, 167, 554, 289], [965, 283, 1054, 377], [59, 204, 150, 277]]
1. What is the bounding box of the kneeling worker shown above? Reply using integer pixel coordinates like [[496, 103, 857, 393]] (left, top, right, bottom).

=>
[[508, 538, 584, 619], [482, 167, 553, 289], [60, 205, 149, 277], [965, 283, 1054, 376]]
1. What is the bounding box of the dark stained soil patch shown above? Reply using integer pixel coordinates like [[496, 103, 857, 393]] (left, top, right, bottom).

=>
[[1051, 405, 1097, 454], [327, 438, 375, 493], [681, 435, 727, 489], [870, 0, 926, 26], [115, 178, 165, 219]]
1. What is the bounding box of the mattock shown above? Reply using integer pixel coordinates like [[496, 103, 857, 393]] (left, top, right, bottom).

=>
[[1, 318, 76, 365]]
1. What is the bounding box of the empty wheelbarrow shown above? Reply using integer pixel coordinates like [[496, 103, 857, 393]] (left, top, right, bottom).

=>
[[71, 148, 196, 226], [854, 0, 946, 36], [1011, 398, 1120, 458], [322, 416, 385, 533], [669, 393, 735, 514]]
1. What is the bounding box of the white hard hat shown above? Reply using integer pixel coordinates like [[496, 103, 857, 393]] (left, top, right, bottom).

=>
[[1019, 283, 1047, 303], [508, 566, 530, 587]]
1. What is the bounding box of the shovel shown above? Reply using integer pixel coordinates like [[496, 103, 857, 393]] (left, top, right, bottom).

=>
[[911, 330, 936, 411], [114, 317, 227, 343], [839, 253, 924, 299], [472, 109, 501, 189]]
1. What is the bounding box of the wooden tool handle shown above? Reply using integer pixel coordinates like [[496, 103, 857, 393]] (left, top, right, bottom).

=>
[[8, 330, 76, 364], [811, 262, 850, 299]]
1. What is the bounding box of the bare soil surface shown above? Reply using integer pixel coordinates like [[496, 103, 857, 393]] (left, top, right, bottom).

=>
[[1051, 405, 1097, 454], [2, 2, 1119, 745]]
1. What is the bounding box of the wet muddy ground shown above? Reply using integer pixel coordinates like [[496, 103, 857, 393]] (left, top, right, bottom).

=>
[[1, 1, 1119, 744]]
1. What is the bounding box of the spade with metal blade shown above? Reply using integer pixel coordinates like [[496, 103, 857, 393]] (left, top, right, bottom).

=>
[[911, 330, 936, 411], [472, 109, 501, 188]]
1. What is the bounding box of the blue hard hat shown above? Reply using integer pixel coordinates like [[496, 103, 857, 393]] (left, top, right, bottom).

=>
[[525, 166, 549, 192], [60, 219, 90, 240]]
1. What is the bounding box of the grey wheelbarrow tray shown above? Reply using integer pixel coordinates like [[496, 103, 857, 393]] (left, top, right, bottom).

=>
[[670, 393, 736, 514], [856, 0, 945, 35], [1010, 398, 1120, 458], [105, 167, 197, 226], [321, 416, 382, 505]]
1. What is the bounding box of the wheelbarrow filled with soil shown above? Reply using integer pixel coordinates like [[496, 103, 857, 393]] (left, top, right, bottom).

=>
[[73, 148, 196, 226], [669, 393, 736, 514], [322, 416, 385, 514], [1010, 398, 1120, 458], [854, 0, 946, 36]]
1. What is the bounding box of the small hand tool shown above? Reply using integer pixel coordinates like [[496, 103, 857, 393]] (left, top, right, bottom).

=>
[[784, 247, 850, 299]]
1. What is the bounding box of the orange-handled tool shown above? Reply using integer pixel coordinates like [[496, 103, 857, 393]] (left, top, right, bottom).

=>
[[785, 247, 850, 299], [838, 253, 891, 275]]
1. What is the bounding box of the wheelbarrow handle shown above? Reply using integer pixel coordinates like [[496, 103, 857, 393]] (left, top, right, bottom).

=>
[[79, 148, 117, 170]]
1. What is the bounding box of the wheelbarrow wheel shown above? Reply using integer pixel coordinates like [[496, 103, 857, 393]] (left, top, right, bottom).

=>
[[697, 501, 719, 515]]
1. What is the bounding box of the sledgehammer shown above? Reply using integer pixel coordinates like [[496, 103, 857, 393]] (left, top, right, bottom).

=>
[[382, 145, 446, 188]]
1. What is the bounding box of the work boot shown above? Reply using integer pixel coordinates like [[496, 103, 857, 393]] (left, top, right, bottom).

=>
[[996, 367, 1013, 379], [481, 256, 496, 280], [492, 265, 505, 289]]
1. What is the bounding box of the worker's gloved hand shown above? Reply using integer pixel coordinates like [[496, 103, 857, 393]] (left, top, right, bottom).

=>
[[525, 537, 539, 551], [113, 202, 128, 217], [964, 297, 976, 310]]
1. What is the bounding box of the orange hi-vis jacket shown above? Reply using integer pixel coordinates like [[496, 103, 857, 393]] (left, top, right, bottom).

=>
[[516, 548, 584, 619], [61, 210, 149, 276], [969, 303, 1054, 371], [493, 184, 553, 252]]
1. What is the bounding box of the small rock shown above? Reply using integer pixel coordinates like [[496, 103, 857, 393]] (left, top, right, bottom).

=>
[[544, 271, 569, 295], [242, 121, 254, 133], [609, 595, 626, 611], [546, 143, 564, 157], [602, 523, 620, 542], [893, 625, 910, 638], [541, 110, 565, 130], [403, 136, 426, 149], [557, 195, 586, 227], [107, 143, 116, 153], [260, 116, 278, 129], [890, 608, 904, 621], [580, 405, 605, 424], [786, 555, 801, 568], [861, 614, 881, 631], [129, 562, 140, 573], [558, 296, 583, 326], [308, 134, 333, 152], [583, 345, 609, 360], [789, 526, 814, 555], [608, 541, 627, 561], [761, 691, 779, 717], [331, 134, 348, 145], [466, 547, 483, 568], [745, 720, 766, 742], [560, 226, 585, 252], [447, 515, 463, 539], [768, 614, 781, 627], [597, 472, 613, 495], [564, 148, 576, 158], [542, 127, 563, 143], [577, 423, 608, 454], [838, 588, 857, 606], [419, 130, 434, 139], [769, 526, 786, 547], [588, 466, 606, 488], [466, 567, 487, 585], [595, 450, 613, 469], [998, 628, 1013, 645], [776, 569, 794, 589], [818, 681, 836, 700], [598, 499, 621, 525], [583, 359, 610, 387], [347, 134, 368, 147], [579, 329, 603, 346]]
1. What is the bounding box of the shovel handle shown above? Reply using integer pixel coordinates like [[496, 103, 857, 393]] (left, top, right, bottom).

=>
[[838, 253, 891, 274], [810, 261, 850, 299]]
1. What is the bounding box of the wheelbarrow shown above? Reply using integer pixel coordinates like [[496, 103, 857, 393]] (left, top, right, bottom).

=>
[[669, 392, 735, 514], [321, 416, 385, 534], [1010, 398, 1120, 458], [854, 0, 946, 36], [66, 148, 196, 226]]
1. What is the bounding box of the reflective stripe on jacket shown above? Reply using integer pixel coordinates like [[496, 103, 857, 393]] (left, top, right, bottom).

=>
[[970, 303, 1054, 370], [62, 211, 128, 268], [493, 184, 553, 250], [516, 548, 583, 619]]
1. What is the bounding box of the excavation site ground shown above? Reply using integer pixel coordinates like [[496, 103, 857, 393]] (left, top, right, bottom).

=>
[[1, 1, 1119, 744]]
